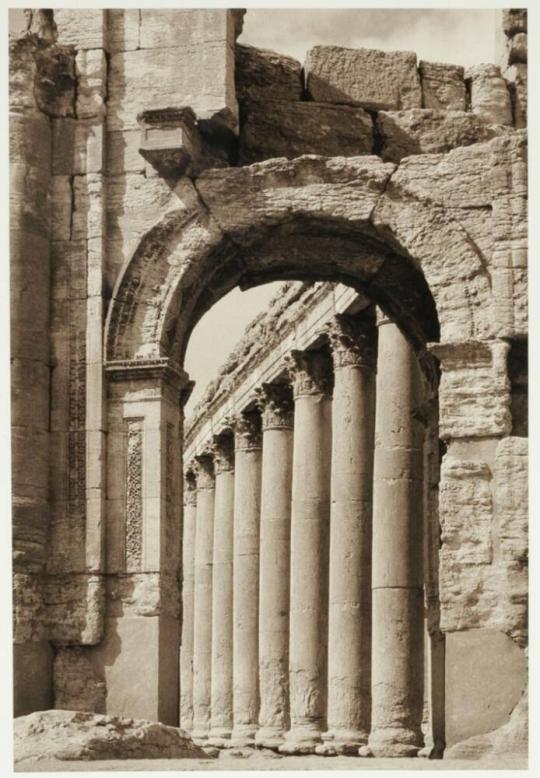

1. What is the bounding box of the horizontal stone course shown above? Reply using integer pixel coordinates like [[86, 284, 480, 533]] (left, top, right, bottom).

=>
[[304, 45, 422, 111], [239, 100, 373, 163]]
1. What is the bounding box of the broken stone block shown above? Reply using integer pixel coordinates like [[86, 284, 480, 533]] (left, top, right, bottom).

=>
[[14, 710, 207, 763], [239, 100, 373, 164], [304, 45, 422, 111], [502, 9, 527, 36], [507, 32, 527, 65], [377, 109, 508, 163], [419, 61, 466, 111], [466, 64, 513, 126], [504, 64, 527, 129], [236, 44, 303, 102], [137, 107, 202, 178]]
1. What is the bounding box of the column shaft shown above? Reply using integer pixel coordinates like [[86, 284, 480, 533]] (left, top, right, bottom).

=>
[[369, 320, 425, 757], [180, 470, 197, 731], [192, 453, 215, 739], [255, 384, 294, 749], [209, 434, 235, 744], [281, 350, 333, 754], [231, 411, 262, 745], [319, 316, 376, 755]]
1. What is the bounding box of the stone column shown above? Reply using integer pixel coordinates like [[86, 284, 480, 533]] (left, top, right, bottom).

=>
[[180, 467, 197, 731], [209, 432, 235, 746], [280, 350, 333, 755], [254, 383, 294, 749], [231, 410, 263, 746], [317, 315, 377, 755], [192, 450, 216, 740], [368, 318, 426, 757]]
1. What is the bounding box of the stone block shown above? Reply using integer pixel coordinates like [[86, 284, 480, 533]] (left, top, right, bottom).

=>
[[239, 100, 373, 164], [138, 107, 203, 178], [507, 32, 527, 65], [106, 130, 145, 174], [439, 457, 492, 565], [418, 61, 466, 111], [50, 174, 73, 240], [54, 648, 106, 712], [377, 109, 507, 163], [139, 9, 235, 50], [72, 173, 105, 241], [106, 9, 140, 52], [504, 64, 527, 128], [431, 340, 511, 439], [10, 162, 50, 238], [502, 9, 527, 36], [53, 118, 104, 175], [10, 359, 50, 429], [11, 427, 50, 501], [12, 498, 49, 573], [236, 44, 303, 102], [14, 640, 54, 716], [50, 239, 87, 300], [107, 44, 237, 133], [466, 63, 513, 126], [44, 574, 106, 645], [445, 629, 526, 747], [494, 437, 528, 563], [75, 49, 107, 119], [304, 45, 422, 111], [13, 572, 47, 643], [10, 113, 51, 170], [54, 8, 107, 50]]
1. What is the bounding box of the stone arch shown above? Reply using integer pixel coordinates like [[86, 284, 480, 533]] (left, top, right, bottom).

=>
[[105, 155, 493, 369]]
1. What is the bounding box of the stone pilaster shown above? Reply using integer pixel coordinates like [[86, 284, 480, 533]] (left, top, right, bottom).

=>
[[368, 319, 425, 757], [191, 449, 216, 740], [180, 467, 197, 731], [254, 383, 294, 749], [209, 431, 235, 745], [317, 315, 377, 755], [103, 358, 186, 725], [280, 350, 333, 754], [231, 410, 263, 746]]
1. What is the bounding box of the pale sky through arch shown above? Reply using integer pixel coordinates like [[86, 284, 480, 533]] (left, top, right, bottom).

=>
[[183, 7, 497, 416]]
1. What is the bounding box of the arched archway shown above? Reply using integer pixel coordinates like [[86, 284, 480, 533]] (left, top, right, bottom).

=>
[[100, 154, 491, 747]]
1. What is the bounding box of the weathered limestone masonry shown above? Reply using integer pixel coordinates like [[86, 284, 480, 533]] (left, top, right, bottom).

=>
[[10, 5, 527, 764]]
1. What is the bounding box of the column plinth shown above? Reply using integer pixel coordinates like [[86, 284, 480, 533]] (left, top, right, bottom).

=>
[[279, 350, 333, 755], [254, 383, 294, 750], [230, 411, 262, 747], [368, 318, 425, 758], [316, 315, 376, 756], [208, 432, 235, 746], [192, 451, 215, 741]]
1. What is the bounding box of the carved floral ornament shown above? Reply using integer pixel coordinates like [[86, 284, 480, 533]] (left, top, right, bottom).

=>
[[228, 410, 263, 451], [285, 349, 334, 399], [254, 382, 294, 430], [212, 432, 235, 473], [326, 314, 377, 371]]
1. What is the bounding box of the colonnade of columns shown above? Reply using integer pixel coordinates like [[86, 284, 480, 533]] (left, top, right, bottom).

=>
[[180, 315, 428, 757]]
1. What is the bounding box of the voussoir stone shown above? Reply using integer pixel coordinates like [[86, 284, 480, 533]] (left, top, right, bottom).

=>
[[304, 45, 422, 111], [377, 109, 509, 163], [239, 100, 373, 164], [236, 44, 303, 102], [14, 710, 207, 763]]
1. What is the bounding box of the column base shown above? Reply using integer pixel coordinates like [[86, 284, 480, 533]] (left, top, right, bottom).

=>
[[255, 726, 286, 750], [368, 727, 423, 757], [279, 726, 322, 755], [230, 724, 257, 747], [207, 727, 232, 748], [316, 729, 368, 755], [191, 727, 210, 744]]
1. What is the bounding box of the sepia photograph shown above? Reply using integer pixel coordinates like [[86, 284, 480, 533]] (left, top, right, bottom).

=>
[[7, 1, 529, 772]]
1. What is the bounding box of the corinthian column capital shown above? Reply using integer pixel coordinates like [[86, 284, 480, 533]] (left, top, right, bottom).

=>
[[212, 432, 235, 474], [326, 314, 377, 371], [255, 382, 294, 431], [229, 410, 263, 452], [184, 467, 197, 506], [193, 449, 215, 489], [286, 349, 333, 400]]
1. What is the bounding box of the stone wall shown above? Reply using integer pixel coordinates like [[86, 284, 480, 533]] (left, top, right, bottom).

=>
[[10, 6, 527, 761]]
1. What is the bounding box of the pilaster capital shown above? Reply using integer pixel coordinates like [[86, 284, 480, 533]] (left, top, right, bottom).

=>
[[212, 432, 235, 473], [286, 349, 333, 400], [254, 382, 294, 431], [193, 448, 215, 489], [105, 358, 191, 405], [229, 410, 263, 451], [326, 314, 377, 371]]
